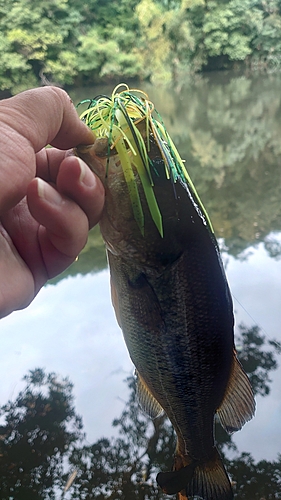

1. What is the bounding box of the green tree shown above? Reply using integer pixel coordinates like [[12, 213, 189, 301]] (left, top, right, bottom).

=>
[[74, 0, 142, 84], [202, 0, 259, 65], [250, 0, 281, 68], [0, 0, 81, 93], [135, 0, 173, 83], [77, 28, 143, 85], [2, 0, 281, 92]]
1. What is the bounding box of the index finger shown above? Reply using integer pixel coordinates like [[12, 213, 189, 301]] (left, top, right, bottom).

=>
[[0, 86, 94, 214]]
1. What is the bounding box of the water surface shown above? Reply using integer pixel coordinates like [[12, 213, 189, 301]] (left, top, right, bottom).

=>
[[1, 72, 281, 498]]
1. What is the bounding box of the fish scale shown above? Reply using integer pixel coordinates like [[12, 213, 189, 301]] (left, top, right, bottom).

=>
[[107, 220, 233, 466], [76, 85, 255, 500]]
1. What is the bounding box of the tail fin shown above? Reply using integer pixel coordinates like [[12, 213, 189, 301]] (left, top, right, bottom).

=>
[[157, 463, 196, 495], [157, 448, 233, 500]]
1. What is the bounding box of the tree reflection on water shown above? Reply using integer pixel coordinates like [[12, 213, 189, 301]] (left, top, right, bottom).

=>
[[0, 324, 280, 499], [52, 73, 281, 285], [0, 369, 84, 499]]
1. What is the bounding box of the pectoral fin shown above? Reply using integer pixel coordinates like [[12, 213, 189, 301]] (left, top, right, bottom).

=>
[[135, 371, 164, 419], [217, 351, 255, 433]]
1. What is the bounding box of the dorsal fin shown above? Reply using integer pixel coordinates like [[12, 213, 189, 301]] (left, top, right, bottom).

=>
[[135, 371, 164, 419], [217, 351, 255, 434]]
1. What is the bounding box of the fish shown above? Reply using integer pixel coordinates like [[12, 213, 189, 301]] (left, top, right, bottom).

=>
[[75, 85, 255, 500]]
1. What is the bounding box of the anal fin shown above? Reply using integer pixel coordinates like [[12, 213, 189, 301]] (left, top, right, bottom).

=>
[[135, 371, 164, 419], [217, 351, 255, 433]]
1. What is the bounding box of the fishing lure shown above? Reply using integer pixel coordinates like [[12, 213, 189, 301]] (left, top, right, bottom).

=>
[[77, 83, 213, 237]]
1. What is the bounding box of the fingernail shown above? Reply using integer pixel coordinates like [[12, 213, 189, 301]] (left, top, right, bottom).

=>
[[78, 158, 96, 187], [37, 178, 63, 205]]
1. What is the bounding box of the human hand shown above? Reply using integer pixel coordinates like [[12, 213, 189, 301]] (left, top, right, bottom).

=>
[[0, 86, 105, 319]]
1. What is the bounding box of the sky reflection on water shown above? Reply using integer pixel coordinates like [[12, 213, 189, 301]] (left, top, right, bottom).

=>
[[1, 235, 281, 463], [0, 271, 133, 445], [1, 72, 281, 497], [225, 236, 281, 461]]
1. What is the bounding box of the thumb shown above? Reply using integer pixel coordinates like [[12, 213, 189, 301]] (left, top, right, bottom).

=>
[[0, 87, 94, 214]]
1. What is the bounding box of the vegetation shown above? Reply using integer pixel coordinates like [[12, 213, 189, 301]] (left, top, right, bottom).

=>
[[0, 324, 280, 499], [2, 0, 281, 93]]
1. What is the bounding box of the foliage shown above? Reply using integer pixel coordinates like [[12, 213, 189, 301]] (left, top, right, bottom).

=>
[[135, 0, 173, 83], [2, 0, 281, 92], [0, 0, 82, 93]]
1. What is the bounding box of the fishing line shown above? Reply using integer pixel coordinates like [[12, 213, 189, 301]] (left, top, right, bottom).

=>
[[232, 293, 281, 351]]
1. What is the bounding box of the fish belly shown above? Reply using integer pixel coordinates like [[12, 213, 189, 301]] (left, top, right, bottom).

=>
[[107, 230, 234, 461]]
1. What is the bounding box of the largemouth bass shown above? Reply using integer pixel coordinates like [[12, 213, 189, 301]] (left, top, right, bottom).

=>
[[76, 85, 255, 500]]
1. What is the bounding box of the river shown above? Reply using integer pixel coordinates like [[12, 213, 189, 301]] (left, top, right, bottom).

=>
[[1, 71, 281, 498]]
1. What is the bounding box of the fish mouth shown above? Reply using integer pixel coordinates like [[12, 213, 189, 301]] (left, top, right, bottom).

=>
[[77, 139, 117, 159], [74, 143, 108, 180], [76, 84, 213, 237]]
